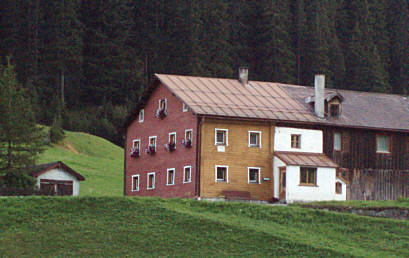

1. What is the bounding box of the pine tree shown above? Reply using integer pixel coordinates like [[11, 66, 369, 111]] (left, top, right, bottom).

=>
[[0, 57, 45, 188]]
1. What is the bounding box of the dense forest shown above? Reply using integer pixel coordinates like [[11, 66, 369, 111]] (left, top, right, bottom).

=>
[[1, 0, 408, 145]]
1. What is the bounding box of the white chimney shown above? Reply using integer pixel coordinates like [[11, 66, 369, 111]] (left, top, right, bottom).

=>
[[314, 74, 325, 118], [239, 67, 248, 85]]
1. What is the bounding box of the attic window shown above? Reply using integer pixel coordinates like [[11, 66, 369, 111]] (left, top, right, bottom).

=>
[[376, 134, 391, 154], [138, 109, 144, 122], [329, 104, 340, 118], [183, 103, 188, 112]]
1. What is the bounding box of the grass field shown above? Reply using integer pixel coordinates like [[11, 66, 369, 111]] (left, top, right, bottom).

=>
[[37, 131, 123, 196], [0, 197, 408, 257], [295, 198, 409, 209]]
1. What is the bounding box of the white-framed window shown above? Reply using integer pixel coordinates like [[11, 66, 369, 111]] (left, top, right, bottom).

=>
[[248, 167, 261, 184], [149, 136, 157, 151], [183, 103, 189, 112], [248, 131, 261, 148], [334, 132, 341, 151], [169, 132, 176, 145], [138, 109, 144, 122], [159, 98, 167, 111], [131, 175, 140, 191], [215, 129, 228, 146], [166, 168, 175, 186], [185, 129, 193, 142], [147, 172, 155, 189], [215, 165, 228, 182], [132, 139, 141, 152], [183, 165, 192, 183], [376, 134, 391, 153]]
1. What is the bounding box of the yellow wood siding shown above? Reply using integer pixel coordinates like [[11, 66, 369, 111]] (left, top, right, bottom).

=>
[[200, 118, 275, 201]]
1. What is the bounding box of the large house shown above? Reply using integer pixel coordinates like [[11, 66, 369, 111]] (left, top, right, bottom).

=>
[[124, 69, 409, 202]]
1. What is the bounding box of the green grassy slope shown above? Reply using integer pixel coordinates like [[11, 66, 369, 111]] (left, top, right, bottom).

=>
[[0, 197, 408, 257], [37, 131, 123, 196]]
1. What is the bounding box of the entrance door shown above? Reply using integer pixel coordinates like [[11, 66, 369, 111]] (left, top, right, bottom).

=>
[[279, 167, 286, 200]]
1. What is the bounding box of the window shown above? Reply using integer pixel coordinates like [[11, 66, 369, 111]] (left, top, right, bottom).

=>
[[159, 99, 167, 111], [138, 109, 144, 122], [300, 167, 317, 186], [291, 134, 301, 149], [329, 104, 340, 118], [149, 136, 157, 151], [376, 134, 391, 153], [185, 129, 193, 141], [131, 175, 139, 191], [248, 131, 261, 148], [147, 172, 155, 189], [183, 166, 191, 183], [167, 168, 175, 185], [169, 132, 176, 145], [215, 129, 228, 146], [183, 103, 188, 112], [215, 165, 228, 182], [334, 132, 341, 151], [132, 139, 141, 152], [248, 167, 261, 184], [183, 129, 193, 147], [335, 182, 342, 194]]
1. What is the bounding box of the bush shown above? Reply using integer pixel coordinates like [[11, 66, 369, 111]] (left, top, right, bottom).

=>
[[0, 186, 52, 196]]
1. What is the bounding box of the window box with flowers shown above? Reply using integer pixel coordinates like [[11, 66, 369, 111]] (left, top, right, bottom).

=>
[[181, 138, 192, 148], [165, 142, 176, 152], [146, 145, 156, 154], [130, 147, 140, 158]]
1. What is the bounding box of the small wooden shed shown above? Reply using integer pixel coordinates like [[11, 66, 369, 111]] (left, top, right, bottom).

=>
[[30, 161, 85, 196]]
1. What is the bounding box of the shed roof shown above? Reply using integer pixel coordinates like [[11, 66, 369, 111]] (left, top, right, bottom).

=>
[[125, 74, 409, 132], [275, 151, 339, 168], [28, 161, 85, 181]]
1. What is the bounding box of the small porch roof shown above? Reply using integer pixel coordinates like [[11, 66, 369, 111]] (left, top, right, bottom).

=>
[[275, 151, 338, 168]]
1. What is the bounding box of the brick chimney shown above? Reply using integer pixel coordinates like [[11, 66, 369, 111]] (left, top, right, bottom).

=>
[[314, 74, 325, 118], [239, 67, 248, 85]]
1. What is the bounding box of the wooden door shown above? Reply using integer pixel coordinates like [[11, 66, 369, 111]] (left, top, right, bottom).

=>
[[279, 167, 286, 200]]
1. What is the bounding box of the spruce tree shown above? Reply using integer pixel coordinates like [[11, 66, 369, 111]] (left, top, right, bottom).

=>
[[0, 58, 45, 188]]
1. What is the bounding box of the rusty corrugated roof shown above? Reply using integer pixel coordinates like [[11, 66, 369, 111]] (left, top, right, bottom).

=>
[[275, 151, 339, 168], [156, 74, 317, 123]]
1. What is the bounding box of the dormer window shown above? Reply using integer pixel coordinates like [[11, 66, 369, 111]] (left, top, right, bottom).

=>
[[329, 104, 340, 118]]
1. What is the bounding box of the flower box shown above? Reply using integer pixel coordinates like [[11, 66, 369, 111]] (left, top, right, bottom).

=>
[[165, 142, 176, 152], [146, 145, 156, 154], [155, 108, 167, 119], [130, 148, 140, 158], [182, 138, 192, 148]]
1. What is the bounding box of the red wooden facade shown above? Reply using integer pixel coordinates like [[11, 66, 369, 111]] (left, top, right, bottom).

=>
[[125, 82, 198, 198]]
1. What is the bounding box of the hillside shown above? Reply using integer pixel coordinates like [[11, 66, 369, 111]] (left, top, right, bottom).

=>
[[37, 131, 123, 196], [0, 197, 408, 257]]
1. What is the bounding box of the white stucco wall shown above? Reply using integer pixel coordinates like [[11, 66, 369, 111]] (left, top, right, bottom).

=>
[[274, 127, 323, 153], [285, 165, 346, 203], [36, 168, 80, 196], [273, 156, 286, 198]]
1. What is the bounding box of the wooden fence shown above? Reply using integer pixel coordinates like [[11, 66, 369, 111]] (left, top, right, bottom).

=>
[[348, 169, 409, 200]]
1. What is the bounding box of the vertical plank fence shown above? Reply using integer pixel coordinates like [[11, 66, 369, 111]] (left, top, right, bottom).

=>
[[348, 169, 409, 200]]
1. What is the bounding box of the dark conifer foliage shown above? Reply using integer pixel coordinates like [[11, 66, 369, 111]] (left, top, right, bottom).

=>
[[0, 0, 407, 144]]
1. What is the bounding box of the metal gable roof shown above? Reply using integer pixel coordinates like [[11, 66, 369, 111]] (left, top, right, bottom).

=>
[[155, 74, 317, 123], [124, 73, 409, 133], [275, 151, 339, 168]]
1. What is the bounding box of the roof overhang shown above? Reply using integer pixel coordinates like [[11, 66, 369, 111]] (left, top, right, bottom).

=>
[[275, 151, 339, 168], [31, 161, 85, 181]]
